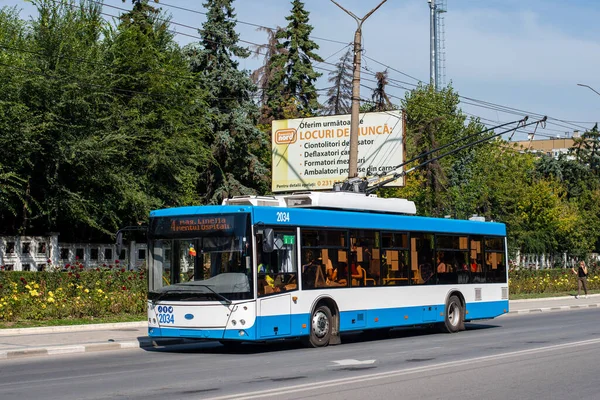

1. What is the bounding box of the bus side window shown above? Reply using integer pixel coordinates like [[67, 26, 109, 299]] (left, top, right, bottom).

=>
[[258, 230, 298, 297]]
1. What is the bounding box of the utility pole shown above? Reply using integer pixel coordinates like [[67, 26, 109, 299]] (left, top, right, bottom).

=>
[[577, 83, 600, 97], [428, 0, 437, 90], [331, 0, 388, 179]]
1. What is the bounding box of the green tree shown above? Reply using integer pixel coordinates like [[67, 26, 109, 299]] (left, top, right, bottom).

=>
[[0, 6, 33, 229], [185, 0, 270, 204], [369, 70, 394, 112], [534, 154, 600, 254], [266, 0, 323, 120], [105, 0, 212, 224], [0, 0, 213, 240], [251, 26, 285, 125], [0, 0, 115, 238], [324, 47, 352, 115], [570, 124, 600, 174], [394, 84, 484, 216]]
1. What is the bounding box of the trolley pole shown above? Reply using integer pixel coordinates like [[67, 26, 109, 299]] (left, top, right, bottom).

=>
[[331, 0, 388, 178]]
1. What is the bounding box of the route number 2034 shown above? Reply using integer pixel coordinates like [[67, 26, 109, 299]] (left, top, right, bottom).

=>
[[276, 212, 290, 222]]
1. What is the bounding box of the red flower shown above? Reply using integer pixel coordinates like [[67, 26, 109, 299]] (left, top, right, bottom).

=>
[[115, 260, 120, 264], [96, 268, 100, 271], [47, 259, 51, 263], [75, 256, 79, 260], [128, 276, 132, 280], [68, 272, 73, 276], [79, 265, 84, 270], [65, 264, 71, 268], [75, 273, 80, 279], [121, 268, 125, 273], [102, 264, 106, 267], [121, 286, 127, 291], [109, 265, 113, 269], [71, 265, 75, 270]]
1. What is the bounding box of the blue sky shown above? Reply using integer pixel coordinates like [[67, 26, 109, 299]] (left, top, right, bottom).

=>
[[6, 0, 600, 140]]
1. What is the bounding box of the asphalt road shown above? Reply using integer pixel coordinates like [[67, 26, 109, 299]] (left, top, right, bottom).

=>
[[1, 309, 599, 400]]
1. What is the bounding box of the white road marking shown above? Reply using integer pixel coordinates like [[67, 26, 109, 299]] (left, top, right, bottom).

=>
[[331, 359, 376, 366], [204, 337, 600, 400]]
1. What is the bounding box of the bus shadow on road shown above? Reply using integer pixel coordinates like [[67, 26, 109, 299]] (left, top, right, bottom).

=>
[[141, 323, 501, 355]]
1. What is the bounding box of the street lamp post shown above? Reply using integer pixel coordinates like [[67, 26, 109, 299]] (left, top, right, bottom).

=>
[[577, 83, 600, 97]]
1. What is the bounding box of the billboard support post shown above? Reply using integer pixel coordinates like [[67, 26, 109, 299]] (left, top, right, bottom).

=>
[[330, 0, 388, 178]]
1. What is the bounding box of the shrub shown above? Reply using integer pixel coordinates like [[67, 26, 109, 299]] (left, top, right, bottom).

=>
[[0, 263, 146, 322], [509, 267, 600, 295]]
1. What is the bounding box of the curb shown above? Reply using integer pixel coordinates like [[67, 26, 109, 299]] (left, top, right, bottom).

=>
[[0, 321, 147, 336], [510, 294, 600, 303], [508, 303, 599, 315], [0, 337, 189, 360]]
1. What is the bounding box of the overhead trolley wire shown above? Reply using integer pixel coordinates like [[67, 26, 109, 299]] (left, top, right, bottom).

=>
[[366, 116, 549, 194]]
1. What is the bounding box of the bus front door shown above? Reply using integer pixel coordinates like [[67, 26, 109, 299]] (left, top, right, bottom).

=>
[[258, 294, 292, 338]]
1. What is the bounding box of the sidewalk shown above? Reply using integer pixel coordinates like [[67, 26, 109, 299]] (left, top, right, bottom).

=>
[[0, 321, 188, 360], [1, 295, 599, 360]]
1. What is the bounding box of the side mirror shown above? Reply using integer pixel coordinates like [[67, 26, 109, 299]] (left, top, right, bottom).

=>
[[262, 228, 274, 253]]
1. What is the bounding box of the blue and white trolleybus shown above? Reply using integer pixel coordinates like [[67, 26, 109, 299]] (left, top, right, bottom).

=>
[[147, 191, 508, 347]]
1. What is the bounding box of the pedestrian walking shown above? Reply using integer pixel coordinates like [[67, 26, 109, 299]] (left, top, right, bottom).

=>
[[572, 261, 588, 299]]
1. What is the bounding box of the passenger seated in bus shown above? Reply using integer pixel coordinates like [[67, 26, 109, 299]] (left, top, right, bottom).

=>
[[436, 254, 447, 273], [258, 257, 275, 291], [302, 251, 322, 289], [420, 263, 434, 283], [302, 250, 315, 272], [332, 262, 348, 285], [351, 263, 366, 286], [324, 258, 334, 280], [470, 259, 479, 272]]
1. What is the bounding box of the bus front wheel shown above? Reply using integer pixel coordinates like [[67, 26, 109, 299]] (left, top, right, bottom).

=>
[[304, 305, 332, 347], [441, 295, 463, 333]]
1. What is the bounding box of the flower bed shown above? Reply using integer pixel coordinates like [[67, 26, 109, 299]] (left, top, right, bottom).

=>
[[1, 263, 598, 322], [0, 261, 146, 322], [509, 266, 600, 295]]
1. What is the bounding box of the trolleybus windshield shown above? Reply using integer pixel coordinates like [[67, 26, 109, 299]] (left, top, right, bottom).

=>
[[148, 213, 253, 300]]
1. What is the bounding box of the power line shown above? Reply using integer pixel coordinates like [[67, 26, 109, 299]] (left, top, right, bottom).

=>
[[90, 0, 581, 137], [359, 51, 593, 134], [103, 0, 596, 135], [157, 0, 349, 45], [22, 0, 598, 138]]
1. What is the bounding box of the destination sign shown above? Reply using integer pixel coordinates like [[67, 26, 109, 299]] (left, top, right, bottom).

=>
[[150, 214, 245, 238], [169, 217, 232, 233]]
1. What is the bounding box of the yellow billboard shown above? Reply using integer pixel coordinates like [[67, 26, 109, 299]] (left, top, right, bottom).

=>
[[271, 111, 405, 192]]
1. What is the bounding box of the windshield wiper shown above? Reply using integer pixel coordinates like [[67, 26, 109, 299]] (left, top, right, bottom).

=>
[[151, 289, 188, 304], [151, 285, 232, 305], [195, 284, 232, 305]]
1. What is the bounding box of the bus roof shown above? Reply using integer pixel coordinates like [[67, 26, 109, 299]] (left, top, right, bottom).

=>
[[150, 204, 506, 237]]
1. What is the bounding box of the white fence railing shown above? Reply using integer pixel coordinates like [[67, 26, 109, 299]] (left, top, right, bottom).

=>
[[0, 235, 145, 271], [513, 251, 600, 270]]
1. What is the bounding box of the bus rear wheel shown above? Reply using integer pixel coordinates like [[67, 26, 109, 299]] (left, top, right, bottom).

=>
[[304, 305, 332, 347], [441, 295, 463, 333]]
